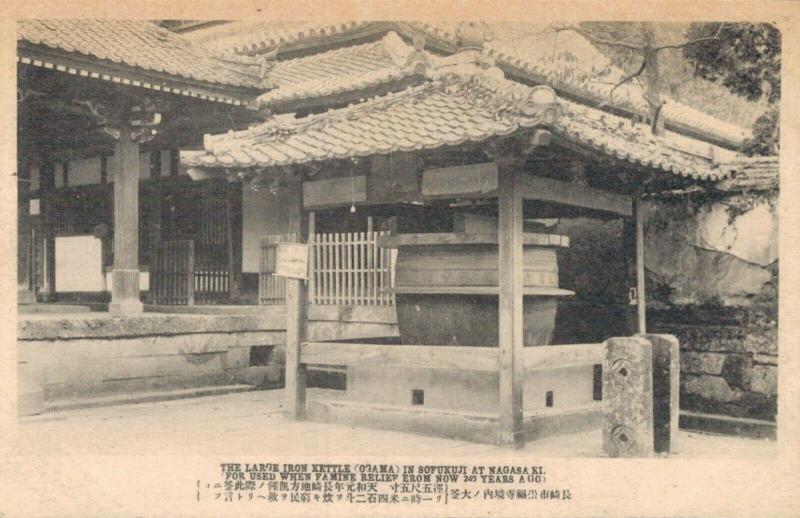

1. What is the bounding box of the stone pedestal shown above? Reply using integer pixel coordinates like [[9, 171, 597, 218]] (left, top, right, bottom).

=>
[[109, 269, 144, 316]]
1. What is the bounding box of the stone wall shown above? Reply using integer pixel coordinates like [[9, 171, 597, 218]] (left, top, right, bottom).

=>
[[18, 313, 287, 401], [644, 195, 778, 422], [550, 192, 778, 424], [650, 305, 777, 421]]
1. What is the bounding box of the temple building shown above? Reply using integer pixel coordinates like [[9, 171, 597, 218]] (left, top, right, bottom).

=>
[[16, 20, 778, 440]]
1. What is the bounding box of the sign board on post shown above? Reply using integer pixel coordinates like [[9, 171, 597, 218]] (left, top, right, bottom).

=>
[[274, 242, 310, 280]]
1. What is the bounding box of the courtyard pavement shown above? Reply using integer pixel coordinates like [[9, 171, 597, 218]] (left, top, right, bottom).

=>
[[13, 388, 776, 459]]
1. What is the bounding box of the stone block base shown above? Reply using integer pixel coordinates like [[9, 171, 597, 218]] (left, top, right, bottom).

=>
[[110, 269, 143, 317], [109, 300, 144, 317]]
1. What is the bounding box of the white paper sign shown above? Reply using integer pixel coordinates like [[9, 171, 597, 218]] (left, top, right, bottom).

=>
[[274, 242, 309, 279]]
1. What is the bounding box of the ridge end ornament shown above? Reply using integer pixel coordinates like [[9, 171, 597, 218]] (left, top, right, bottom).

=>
[[518, 85, 561, 123]]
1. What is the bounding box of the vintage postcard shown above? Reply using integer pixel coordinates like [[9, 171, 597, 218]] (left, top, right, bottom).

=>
[[1, 1, 798, 516]]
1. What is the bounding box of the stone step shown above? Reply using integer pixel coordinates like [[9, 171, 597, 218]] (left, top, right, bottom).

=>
[[41, 384, 258, 414], [679, 410, 776, 440], [18, 304, 93, 314]]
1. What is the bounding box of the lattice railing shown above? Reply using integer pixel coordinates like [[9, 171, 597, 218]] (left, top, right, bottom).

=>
[[311, 231, 394, 306], [258, 231, 395, 306]]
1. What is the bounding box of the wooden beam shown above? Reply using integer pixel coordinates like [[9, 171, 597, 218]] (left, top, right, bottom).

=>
[[302, 176, 367, 209], [497, 158, 525, 448], [300, 343, 499, 371], [519, 174, 632, 216], [633, 187, 647, 333], [379, 232, 569, 248], [523, 343, 603, 371], [421, 163, 498, 197]]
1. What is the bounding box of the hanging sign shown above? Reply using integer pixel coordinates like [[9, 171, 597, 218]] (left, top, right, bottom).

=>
[[274, 242, 310, 280]]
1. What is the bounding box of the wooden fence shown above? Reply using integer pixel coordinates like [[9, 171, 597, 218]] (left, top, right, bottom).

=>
[[310, 231, 394, 306], [258, 231, 394, 306], [149, 240, 194, 305]]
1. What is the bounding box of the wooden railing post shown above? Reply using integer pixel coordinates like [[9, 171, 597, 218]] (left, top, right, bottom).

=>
[[187, 240, 195, 306]]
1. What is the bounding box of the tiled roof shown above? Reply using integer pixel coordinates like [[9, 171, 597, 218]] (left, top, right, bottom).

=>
[[184, 21, 753, 148], [716, 157, 779, 191], [258, 32, 425, 105], [183, 63, 737, 182], [18, 19, 260, 88], [182, 21, 375, 56], [483, 26, 751, 147]]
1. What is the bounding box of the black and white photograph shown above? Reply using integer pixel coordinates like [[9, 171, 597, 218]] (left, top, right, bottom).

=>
[[3, 6, 797, 517]]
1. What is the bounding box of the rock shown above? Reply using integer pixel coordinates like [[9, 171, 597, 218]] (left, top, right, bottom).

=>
[[682, 374, 741, 403], [720, 354, 753, 391], [695, 198, 778, 267], [680, 352, 726, 375], [750, 365, 777, 395], [643, 201, 774, 306], [743, 327, 778, 355]]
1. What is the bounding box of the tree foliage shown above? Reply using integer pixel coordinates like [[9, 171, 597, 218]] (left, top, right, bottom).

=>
[[683, 23, 780, 155], [684, 23, 780, 104]]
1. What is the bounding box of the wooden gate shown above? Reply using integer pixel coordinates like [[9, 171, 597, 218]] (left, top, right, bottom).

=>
[[149, 239, 195, 305]]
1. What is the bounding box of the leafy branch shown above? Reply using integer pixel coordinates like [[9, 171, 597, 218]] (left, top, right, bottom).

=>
[[548, 23, 729, 134]]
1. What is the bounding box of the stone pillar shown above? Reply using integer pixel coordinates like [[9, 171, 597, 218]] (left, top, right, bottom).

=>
[[640, 333, 680, 454], [602, 336, 655, 457], [109, 128, 143, 317]]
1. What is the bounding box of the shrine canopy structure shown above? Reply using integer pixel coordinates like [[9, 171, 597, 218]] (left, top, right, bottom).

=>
[[180, 33, 749, 449]]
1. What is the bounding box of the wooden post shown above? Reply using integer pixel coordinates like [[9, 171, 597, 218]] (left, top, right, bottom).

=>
[[226, 186, 236, 301], [632, 186, 646, 333], [109, 128, 144, 317], [285, 275, 308, 420], [40, 158, 56, 302], [186, 240, 195, 306], [17, 153, 35, 304], [496, 157, 525, 448], [308, 212, 315, 304], [284, 175, 309, 420], [622, 217, 637, 335]]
